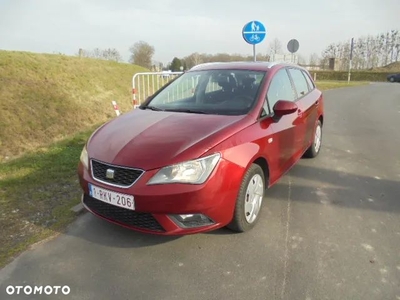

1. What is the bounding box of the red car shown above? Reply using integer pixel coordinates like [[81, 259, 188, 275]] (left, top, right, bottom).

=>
[[77, 62, 324, 235]]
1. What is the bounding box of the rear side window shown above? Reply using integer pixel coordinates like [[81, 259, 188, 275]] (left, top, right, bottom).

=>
[[267, 69, 296, 109], [302, 70, 315, 90], [288, 68, 310, 98]]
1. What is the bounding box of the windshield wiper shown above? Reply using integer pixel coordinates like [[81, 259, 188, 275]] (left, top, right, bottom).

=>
[[164, 108, 208, 114], [141, 105, 164, 111]]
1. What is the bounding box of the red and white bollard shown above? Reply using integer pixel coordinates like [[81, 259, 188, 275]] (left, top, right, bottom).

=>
[[132, 88, 139, 109], [112, 100, 120, 116]]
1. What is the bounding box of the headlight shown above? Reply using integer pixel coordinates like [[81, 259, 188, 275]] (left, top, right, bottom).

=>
[[147, 153, 221, 185], [80, 144, 89, 169]]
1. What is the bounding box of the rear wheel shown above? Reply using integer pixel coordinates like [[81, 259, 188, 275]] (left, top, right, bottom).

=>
[[390, 77, 395, 82], [303, 120, 322, 158], [227, 164, 265, 232]]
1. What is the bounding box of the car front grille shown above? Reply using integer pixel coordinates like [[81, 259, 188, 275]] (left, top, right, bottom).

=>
[[91, 159, 143, 187], [83, 195, 165, 232]]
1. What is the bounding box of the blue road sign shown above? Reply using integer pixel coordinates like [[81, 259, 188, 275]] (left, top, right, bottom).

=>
[[242, 21, 267, 45]]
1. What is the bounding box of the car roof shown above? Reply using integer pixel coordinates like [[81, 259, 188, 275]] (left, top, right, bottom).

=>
[[188, 61, 305, 72]]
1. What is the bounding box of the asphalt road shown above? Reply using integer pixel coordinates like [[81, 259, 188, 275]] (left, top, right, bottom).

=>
[[1, 82, 400, 300]]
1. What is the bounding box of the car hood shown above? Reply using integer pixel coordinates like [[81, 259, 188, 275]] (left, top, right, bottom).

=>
[[87, 109, 249, 170]]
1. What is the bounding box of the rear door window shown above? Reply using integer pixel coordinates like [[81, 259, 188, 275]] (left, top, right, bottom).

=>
[[288, 68, 310, 99]]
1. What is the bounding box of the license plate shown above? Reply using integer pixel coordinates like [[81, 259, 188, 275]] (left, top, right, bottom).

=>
[[89, 183, 135, 210]]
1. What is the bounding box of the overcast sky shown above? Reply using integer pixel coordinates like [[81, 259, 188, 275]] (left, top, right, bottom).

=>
[[0, 0, 399, 64]]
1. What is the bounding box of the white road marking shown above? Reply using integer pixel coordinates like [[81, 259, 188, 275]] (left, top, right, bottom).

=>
[[379, 268, 388, 274], [361, 244, 374, 252]]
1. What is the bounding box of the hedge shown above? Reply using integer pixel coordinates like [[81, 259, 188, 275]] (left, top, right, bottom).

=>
[[308, 71, 394, 82]]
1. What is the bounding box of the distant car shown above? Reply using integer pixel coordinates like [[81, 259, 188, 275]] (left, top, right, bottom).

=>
[[78, 61, 324, 235], [387, 73, 400, 82]]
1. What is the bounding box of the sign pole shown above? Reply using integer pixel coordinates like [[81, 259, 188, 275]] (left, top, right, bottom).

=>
[[253, 45, 256, 62], [348, 60, 353, 83], [348, 37, 354, 84]]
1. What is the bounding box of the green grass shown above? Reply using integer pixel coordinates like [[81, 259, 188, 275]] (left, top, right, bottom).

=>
[[0, 126, 97, 267], [0, 50, 148, 162], [0, 50, 150, 267], [316, 80, 370, 91]]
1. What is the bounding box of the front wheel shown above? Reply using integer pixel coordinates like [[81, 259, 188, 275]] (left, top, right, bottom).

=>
[[303, 120, 322, 158], [227, 164, 265, 232], [390, 77, 395, 82]]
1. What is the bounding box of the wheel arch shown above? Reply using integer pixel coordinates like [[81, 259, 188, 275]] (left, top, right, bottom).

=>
[[251, 156, 270, 187], [319, 114, 324, 126]]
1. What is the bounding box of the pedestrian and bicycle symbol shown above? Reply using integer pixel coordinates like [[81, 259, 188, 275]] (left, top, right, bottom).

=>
[[242, 21, 267, 45]]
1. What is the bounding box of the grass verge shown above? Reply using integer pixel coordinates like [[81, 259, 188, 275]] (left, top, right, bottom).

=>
[[0, 50, 148, 162], [0, 126, 97, 268], [316, 80, 370, 91]]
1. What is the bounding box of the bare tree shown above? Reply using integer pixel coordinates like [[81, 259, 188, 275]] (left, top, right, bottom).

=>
[[77, 47, 122, 62], [320, 29, 400, 70], [309, 53, 319, 65], [151, 61, 163, 71], [269, 38, 283, 55], [129, 41, 155, 69], [78, 49, 91, 58], [179, 52, 270, 69], [395, 42, 400, 62], [297, 54, 306, 65], [91, 48, 102, 59], [389, 30, 398, 62], [370, 36, 380, 68], [102, 48, 123, 62], [183, 52, 204, 69], [211, 53, 232, 62]]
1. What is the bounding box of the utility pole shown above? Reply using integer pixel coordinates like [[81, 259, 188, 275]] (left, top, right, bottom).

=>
[[348, 38, 354, 84]]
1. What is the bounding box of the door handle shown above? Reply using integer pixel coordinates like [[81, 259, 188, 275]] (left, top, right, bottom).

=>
[[314, 100, 319, 106]]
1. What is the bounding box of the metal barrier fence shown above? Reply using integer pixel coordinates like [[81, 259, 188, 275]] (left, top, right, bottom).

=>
[[132, 72, 182, 108], [132, 72, 225, 108], [131, 71, 222, 108]]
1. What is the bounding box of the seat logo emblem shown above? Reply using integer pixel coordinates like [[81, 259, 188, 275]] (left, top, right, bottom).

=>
[[106, 169, 115, 179]]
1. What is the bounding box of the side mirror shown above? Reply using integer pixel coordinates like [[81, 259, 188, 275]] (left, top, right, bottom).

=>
[[273, 100, 298, 117]]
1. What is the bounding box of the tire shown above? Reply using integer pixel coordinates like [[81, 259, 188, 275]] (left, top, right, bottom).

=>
[[303, 119, 322, 158], [227, 164, 265, 232], [390, 77, 395, 82]]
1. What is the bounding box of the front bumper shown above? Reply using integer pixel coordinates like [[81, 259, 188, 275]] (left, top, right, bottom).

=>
[[78, 157, 245, 235]]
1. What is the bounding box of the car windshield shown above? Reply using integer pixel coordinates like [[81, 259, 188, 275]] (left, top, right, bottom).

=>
[[144, 69, 266, 115]]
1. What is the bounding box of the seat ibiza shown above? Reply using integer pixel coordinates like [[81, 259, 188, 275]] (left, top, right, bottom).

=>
[[77, 62, 324, 235]]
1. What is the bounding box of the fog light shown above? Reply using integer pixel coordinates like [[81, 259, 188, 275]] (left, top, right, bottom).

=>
[[179, 214, 194, 220], [170, 214, 214, 228]]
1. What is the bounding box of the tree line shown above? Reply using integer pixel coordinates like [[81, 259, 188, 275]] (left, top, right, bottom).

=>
[[319, 29, 400, 70], [167, 53, 271, 71], [78, 48, 123, 62], [77, 29, 399, 71], [77, 41, 156, 69]]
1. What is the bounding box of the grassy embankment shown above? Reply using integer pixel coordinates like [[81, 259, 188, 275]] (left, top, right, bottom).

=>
[[0, 50, 373, 267], [0, 50, 147, 267]]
